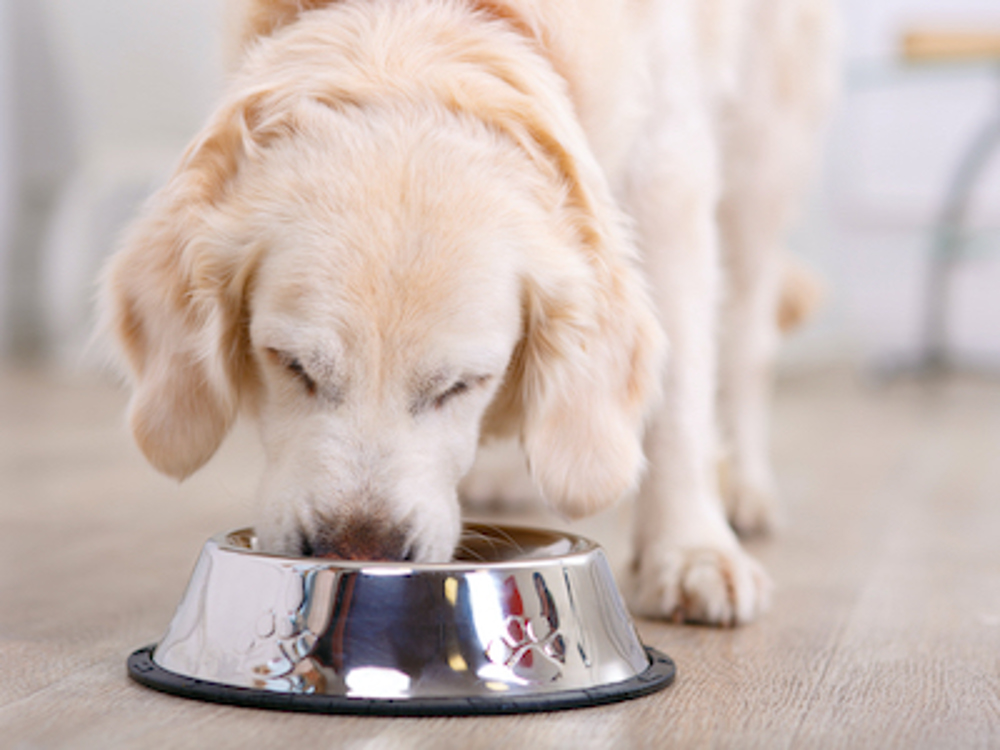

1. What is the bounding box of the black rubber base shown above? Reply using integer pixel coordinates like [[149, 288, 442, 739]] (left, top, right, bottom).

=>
[[127, 645, 675, 716]]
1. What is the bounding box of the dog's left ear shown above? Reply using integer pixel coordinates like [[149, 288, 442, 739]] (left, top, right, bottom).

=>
[[470, 58, 667, 519], [100, 92, 269, 479]]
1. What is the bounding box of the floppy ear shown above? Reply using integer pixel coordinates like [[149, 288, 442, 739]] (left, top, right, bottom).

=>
[[507, 205, 666, 520], [464, 55, 668, 519], [100, 93, 268, 480]]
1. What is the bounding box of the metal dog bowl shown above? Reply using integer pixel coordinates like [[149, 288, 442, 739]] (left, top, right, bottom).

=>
[[128, 524, 675, 715]]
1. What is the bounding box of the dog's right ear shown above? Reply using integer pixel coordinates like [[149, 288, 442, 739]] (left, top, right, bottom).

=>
[[101, 93, 271, 480]]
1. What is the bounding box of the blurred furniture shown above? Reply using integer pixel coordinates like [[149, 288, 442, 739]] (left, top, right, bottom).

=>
[[900, 30, 1000, 376], [902, 31, 1000, 63]]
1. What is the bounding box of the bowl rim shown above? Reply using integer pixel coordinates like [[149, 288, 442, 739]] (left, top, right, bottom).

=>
[[213, 522, 602, 572], [130, 644, 676, 715]]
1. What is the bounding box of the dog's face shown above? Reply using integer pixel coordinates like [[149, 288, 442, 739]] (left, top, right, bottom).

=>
[[251, 264, 517, 560], [244, 114, 525, 559], [103, 48, 664, 562]]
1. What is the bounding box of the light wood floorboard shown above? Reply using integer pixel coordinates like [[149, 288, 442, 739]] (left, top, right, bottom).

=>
[[2, 366, 999, 749]]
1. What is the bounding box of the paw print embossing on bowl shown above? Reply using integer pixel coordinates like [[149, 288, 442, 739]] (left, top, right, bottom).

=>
[[484, 573, 567, 683]]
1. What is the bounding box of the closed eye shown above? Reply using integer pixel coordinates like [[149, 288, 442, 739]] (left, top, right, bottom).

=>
[[434, 380, 470, 409], [266, 347, 317, 396], [431, 374, 492, 411]]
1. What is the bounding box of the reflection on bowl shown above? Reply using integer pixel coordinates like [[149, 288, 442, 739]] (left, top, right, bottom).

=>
[[128, 524, 675, 715]]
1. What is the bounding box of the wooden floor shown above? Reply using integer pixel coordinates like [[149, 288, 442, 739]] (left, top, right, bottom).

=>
[[2, 365, 999, 749]]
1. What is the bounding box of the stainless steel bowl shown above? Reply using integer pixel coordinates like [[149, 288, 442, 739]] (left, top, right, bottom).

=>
[[128, 524, 675, 714]]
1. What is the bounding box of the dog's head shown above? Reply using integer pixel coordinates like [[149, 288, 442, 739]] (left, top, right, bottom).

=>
[[102, 20, 664, 561]]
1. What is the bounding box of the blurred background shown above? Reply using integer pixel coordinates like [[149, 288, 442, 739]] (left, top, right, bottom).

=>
[[1, 0, 1000, 371]]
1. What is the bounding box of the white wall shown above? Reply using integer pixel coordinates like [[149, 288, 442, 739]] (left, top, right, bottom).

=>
[[1, 0, 227, 361], [0, 0, 12, 355], [40, 0, 226, 156], [1, 0, 1000, 367], [785, 0, 1000, 370]]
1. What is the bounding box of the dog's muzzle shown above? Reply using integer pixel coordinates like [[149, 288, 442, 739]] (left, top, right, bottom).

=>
[[300, 514, 413, 561]]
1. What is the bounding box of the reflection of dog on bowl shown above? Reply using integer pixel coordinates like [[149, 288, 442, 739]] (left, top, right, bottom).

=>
[[102, 0, 836, 625], [134, 525, 671, 711], [303, 570, 561, 693]]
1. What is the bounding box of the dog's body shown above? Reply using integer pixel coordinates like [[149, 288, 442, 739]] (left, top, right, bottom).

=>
[[103, 0, 835, 624]]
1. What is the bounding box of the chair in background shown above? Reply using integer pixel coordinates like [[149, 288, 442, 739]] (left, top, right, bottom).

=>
[[900, 29, 1000, 376]]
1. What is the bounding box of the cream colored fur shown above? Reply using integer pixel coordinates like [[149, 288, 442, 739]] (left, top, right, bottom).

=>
[[102, 0, 836, 623]]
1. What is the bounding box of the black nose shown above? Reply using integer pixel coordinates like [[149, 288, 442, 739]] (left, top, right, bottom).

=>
[[302, 515, 412, 561]]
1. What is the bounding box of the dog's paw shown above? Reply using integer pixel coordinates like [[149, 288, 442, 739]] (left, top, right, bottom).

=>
[[718, 456, 782, 537], [625, 541, 772, 626], [724, 481, 783, 537]]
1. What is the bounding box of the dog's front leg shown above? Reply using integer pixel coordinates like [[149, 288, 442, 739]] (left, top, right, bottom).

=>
[[715, 0, 837, 536], [716, 184, 785, 537], [621, 111, 771, 626]]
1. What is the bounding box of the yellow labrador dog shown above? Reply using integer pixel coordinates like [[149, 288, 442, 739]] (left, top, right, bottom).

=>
[[102, 0, 835, 625]]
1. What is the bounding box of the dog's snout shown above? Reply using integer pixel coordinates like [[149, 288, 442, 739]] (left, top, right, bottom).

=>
[[302, 515, 412, 561]]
